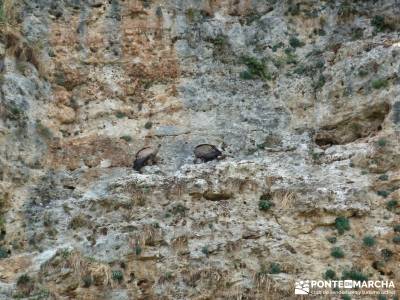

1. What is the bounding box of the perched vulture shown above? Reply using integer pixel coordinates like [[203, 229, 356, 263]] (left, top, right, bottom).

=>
[[133, 144, 161, 172], [194, 144, 223, 163]]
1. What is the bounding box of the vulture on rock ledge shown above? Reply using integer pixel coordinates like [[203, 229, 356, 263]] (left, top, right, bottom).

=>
[[133, 144, 161, 172], [194, 144, 224, 163]]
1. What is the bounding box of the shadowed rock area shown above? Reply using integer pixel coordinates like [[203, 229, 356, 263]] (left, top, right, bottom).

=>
[[0, 0, 400, 299]]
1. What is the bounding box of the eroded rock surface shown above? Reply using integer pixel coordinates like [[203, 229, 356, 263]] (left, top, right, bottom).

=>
[[0, 0, 399, 299]]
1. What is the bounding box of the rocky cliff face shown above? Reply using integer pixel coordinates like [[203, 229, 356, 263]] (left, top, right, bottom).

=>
[[0, 0, 399, 299]]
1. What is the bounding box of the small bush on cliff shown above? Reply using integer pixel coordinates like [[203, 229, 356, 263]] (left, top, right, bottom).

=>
[[135, 244, 142, 256], [394, 224, 400, 232], [386, 200, 398, 210], [289, 37, 304, 48], [378, 174, 389, 181], [371, 15, 393, 32], [363, 235, 376, 247], [240, 56, 271, 80], [16, 274, 34, 297], [377, 190, 389, 198], [120, 135, 132, 142], [331, 247, 344, 258], [392, 236, 400, 244], [324, 269, 336, 280], [381, 248, 393, 261], [0, 246, 9, 259], [115, 111, 126, 119], [201, 246, 209, 256], [342, 269, 368, 282], [259, 194, 273, 211], [269, 262, 281, 274], [82, 274, 92, 288], [335, 216, 350, 234], [112, 270, 123, 283], [372, 79, 388, 89], [17, 274, 31, 286], [377, 138, 387, 147]]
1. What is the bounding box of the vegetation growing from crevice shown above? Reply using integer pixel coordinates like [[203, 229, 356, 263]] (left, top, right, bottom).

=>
[[258, 194, 273, 211], [362, 235, 375, 247], [240, 56, 271, 80], [342, 269, 368, 282], [331, 247, 345, 258], [335, 216, 350, 234]]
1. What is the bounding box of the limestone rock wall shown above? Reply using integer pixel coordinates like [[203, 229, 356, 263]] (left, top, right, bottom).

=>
[[0, 0, 399, 299]]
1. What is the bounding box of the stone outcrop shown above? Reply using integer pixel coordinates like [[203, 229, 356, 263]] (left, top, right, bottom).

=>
[[0, 0, 399, 299]]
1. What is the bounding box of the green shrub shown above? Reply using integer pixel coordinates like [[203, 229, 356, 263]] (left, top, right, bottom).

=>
[[377, 138, 387, 147], [259, 199, 273, 211], [363, 235, 376, 247], [17, 274, 31, 286], [201, 246, 209, 256], [386, 200, 398, 210], [289, 37, 304, 48], [371, 15, 386, 32], [0, 246, 9, 259], [115, 111, 126, 119], [331, 247, 344, 258], [358, 68, 368, 77], [378, 174, 389, 181], [392, 236, 400, 244], [335, 217, 350, 234], [342, 269, 368, 282], [342, 295, 351, 300], [135, 245, 142, 256], [324, 269, 336, 280], [372, 79, 388, 89], [120, 135, 132, 142], [377, 295, 387, 300], [82, 274, 92, 288], [269, 262, 281, 274], [112, 270, 123, 282], [381, 248, 393, 260], [394, 224, 400, 232], [377, 190, 389, 198], [240, 56, 270, 80], [144, 121, 153, 129]]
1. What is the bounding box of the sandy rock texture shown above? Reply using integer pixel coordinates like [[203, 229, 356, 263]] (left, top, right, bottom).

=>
[[0, 0, 399, 299]]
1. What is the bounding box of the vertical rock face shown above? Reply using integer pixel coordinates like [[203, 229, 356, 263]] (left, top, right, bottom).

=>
[[0, 0, 399, 299]]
